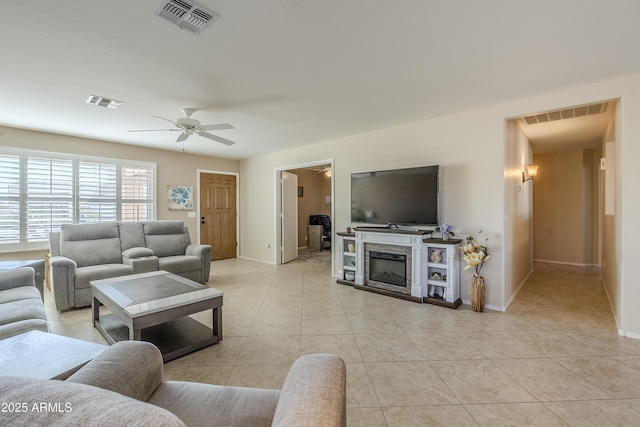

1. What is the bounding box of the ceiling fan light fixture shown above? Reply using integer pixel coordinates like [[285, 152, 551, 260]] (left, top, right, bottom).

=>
[[129, 108, 236, 147]]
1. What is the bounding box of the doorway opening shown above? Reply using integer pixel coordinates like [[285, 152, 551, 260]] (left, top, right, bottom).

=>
[[275, 160, 334, 267], [518, 100, 615, 267]]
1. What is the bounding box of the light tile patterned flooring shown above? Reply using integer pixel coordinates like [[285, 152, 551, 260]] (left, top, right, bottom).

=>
[[45, 260, 640, 426]]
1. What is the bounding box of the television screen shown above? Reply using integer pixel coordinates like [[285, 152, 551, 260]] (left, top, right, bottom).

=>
[[351, 165, 439, 226]]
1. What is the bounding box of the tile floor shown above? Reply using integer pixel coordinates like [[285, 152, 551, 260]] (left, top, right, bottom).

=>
[[45, 260, 640, 426]]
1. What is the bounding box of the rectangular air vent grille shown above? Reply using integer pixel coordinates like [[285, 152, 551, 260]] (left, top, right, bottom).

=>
[[522, 102, 607, 125], [86, 95, 123, 110], [155, 0, 219, 35]]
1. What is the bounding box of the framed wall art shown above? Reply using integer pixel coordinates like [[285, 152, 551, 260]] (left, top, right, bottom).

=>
[[168, 185, 193, 210]]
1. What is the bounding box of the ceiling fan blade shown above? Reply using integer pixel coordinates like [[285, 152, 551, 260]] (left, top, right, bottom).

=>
[[128, 128, 180, 132], [197, 131, 235, 146], [199, 123, 235, 131], [151, 115, 180, 125], [176, 132, 189, 143]]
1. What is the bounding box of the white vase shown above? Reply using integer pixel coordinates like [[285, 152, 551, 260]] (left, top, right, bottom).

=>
[[442, 233, 449, 241]]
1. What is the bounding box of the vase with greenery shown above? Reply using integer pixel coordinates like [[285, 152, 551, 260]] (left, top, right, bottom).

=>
[[462, 231, 490, 312]]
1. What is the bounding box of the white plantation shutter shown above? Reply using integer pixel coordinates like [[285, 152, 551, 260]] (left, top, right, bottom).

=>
[[27, 157, 74, 241], [0, 147, 156, 251], [121, 166, 155, 221], [78, 161, 117, 222], [0, 155, 20, 243]]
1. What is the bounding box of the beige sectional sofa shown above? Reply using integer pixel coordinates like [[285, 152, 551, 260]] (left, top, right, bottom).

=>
[[49, 221, 212, 311], [1, 341, 347, 427], [0, 267, 49, 340]]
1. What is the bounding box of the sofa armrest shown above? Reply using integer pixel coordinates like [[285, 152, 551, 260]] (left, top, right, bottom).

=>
[[185, 244, 212, 282], [0, 267, 36, 292], [49, 256, 77, 311], [271, 354, 346, 427], [122, 247, 159, 274], [122, 246, 155, 259], [66, 341, 164, 402]]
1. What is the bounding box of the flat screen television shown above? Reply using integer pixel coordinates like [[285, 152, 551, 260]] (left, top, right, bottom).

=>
[[351, 165, 439, 226]]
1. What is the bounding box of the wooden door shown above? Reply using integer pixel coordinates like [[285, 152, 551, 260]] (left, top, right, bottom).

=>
[[200, 173, 237, 261]]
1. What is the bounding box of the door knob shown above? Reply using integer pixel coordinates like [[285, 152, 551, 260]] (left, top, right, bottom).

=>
[[201, 216, 206, 225]]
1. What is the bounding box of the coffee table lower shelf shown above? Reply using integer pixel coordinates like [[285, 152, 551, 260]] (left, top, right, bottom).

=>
[[95, 314, 218, 362]]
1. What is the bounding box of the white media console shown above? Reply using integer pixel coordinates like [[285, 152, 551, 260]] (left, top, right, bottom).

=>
[[337, 227, 461, 308]]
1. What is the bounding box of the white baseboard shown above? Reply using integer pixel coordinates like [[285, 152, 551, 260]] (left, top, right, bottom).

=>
[[533, 259, 599, 267], [459, 299, 502, 312], [237, 255, 276, 265], [622, 330, 640, 340], [502, 268, 534, 311]]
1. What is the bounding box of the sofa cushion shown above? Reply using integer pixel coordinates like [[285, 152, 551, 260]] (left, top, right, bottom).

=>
[[149, 381, 280, 427], [0, 377, 186, 426], [119, 222, 146, 251], [60, 223, 122, 267], [0, 285, 41, 304], [143, 221, 186, 235], [143, 221, 191, 258], [0, 318, 49, 340], [74, 264, 134, 289], [0, 298, 48, 327]]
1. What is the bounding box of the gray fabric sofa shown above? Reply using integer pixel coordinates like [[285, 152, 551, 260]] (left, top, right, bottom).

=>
[[49, 221, 212, 311], [0, 267, 49, 340], [1, 341, 347, 427]]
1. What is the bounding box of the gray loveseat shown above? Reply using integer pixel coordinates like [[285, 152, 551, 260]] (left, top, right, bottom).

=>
[[49, 221, 212, 311], [1, 341, 347, 427], [0, 267, 49, 340]]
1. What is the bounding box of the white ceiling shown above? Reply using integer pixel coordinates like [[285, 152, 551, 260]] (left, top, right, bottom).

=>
[[1, 1, 639, 159]]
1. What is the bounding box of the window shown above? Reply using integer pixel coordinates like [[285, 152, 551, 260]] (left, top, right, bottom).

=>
[[0, 147, 156, 252]]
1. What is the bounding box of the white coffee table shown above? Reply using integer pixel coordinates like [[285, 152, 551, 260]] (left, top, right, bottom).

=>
[[0, 330, 106, 380]]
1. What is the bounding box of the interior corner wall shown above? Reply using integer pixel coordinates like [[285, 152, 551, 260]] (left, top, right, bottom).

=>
[[504, 119, 534, 307], [0, 126, 239, 261]]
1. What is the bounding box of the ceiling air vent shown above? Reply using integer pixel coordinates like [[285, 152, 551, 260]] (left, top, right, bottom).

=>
[[86, 95, 123, 110], [521, 102, 607, 125], [154, 0, 219, 35]]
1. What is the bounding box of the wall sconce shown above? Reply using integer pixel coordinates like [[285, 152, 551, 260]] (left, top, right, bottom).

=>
[[522, 165, 539, 183]]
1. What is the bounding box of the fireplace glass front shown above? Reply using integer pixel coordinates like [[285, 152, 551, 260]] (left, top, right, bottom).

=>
[[369, 251, 407, 287]]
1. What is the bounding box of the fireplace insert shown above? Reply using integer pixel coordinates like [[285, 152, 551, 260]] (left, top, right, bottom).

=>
[[369, 251, 407, 287]]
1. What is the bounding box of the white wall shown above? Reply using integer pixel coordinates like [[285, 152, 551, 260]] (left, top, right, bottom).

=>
[[239, 74, 640, 337], [504, 119, 534, 306], [241, 107, 506, 307]]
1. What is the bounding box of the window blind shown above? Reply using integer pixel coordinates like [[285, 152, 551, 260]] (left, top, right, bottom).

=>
[[0, 147, 157, 251]]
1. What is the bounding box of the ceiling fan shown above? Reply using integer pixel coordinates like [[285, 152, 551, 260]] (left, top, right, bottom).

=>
[[129, 108, 235, 146]]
